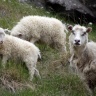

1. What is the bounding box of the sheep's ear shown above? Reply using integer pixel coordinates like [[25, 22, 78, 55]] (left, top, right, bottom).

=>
[[86, 27, 92, 33], [68, 25, 73, 31], [4, 29, 11, 34]]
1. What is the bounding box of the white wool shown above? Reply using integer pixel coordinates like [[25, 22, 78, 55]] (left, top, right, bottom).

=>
[[0, 27, 41, 81], [11, 15, 67, 52]]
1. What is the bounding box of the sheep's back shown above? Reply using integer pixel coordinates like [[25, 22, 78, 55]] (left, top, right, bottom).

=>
[[2, 35, 40, 59]]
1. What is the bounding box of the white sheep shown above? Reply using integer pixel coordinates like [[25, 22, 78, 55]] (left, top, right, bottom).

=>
[[0, 27, 41, 81], [10, 15, 67, 52], [68, 25, 96, 95]]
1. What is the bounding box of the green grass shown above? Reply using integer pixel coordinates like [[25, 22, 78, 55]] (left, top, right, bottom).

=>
[[0, 0, 96, 96]]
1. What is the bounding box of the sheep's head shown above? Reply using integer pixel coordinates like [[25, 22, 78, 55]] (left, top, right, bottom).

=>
[[0, 28, 5, 44], [11, 31, 23, 38], [68, 25, 92, 47], [11, 30, 29, 41]]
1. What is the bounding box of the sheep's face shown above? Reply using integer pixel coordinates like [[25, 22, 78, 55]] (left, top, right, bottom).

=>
[[11, 32, 26, 40], [11, 32, 22, 38], [68, 25, 92, 47], [0, 28, 5, 44]]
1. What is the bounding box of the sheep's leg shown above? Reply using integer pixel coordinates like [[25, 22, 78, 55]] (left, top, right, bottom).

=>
[[30, 38, 38, 43], [53, 40, 67, 53], [61, 41, 67, 53], [26, 62, 35, 81], [25, 58, 39, 81], [34, 68, 41, 79], [1, 56, 8, 68]]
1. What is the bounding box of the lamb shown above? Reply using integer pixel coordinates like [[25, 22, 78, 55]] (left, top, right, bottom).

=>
[[10, 15, 67, 52], [68, 24, 96, 95], [0, 27, 41, 81]]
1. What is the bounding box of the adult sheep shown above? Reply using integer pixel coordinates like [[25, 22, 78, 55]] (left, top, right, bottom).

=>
[[68, 25, 96, 95], [10, 16, 67, 52], [0, 27, 41, 81]]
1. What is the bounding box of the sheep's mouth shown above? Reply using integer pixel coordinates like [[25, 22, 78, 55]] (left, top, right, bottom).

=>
[[74, 43, 80, 46]]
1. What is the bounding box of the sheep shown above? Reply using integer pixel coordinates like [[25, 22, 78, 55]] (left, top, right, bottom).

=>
[[68, 24, 96, 95], [0, 27, 41, 81], [10, 15, 67, 53]]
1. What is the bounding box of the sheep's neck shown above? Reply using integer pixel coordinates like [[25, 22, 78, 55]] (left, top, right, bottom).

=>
[[73, 44, 91, 72], [73, 45, 86, 58]]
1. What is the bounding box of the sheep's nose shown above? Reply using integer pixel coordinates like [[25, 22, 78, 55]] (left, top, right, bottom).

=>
[[75, 39, 80, 43]]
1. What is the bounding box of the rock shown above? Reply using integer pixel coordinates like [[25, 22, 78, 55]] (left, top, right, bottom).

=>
[[18, 0, 96, 23], [80, 0, 96, 17], [46, 0, 96, 23], [28, 0, 45, 8], [18, 0, 28, 3], [18, 0, 46, 8]]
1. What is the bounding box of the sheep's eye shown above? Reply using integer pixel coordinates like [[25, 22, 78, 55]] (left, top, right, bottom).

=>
[[18, 34, 22, 38], [81, 32, 86, 36], [72, 30, 75, 35]]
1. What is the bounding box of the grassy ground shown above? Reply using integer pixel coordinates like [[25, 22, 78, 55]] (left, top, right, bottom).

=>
[[0, 0, 96, 96]]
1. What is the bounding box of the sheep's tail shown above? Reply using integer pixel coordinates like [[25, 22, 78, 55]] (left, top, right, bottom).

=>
[[38, 51, 41, 61]]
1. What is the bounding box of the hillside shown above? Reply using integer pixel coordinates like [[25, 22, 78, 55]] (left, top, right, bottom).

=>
[[0, 0, 96, 96]]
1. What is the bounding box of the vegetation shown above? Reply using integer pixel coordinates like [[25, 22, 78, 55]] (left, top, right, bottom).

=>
[[0, 0, 96, 96]]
